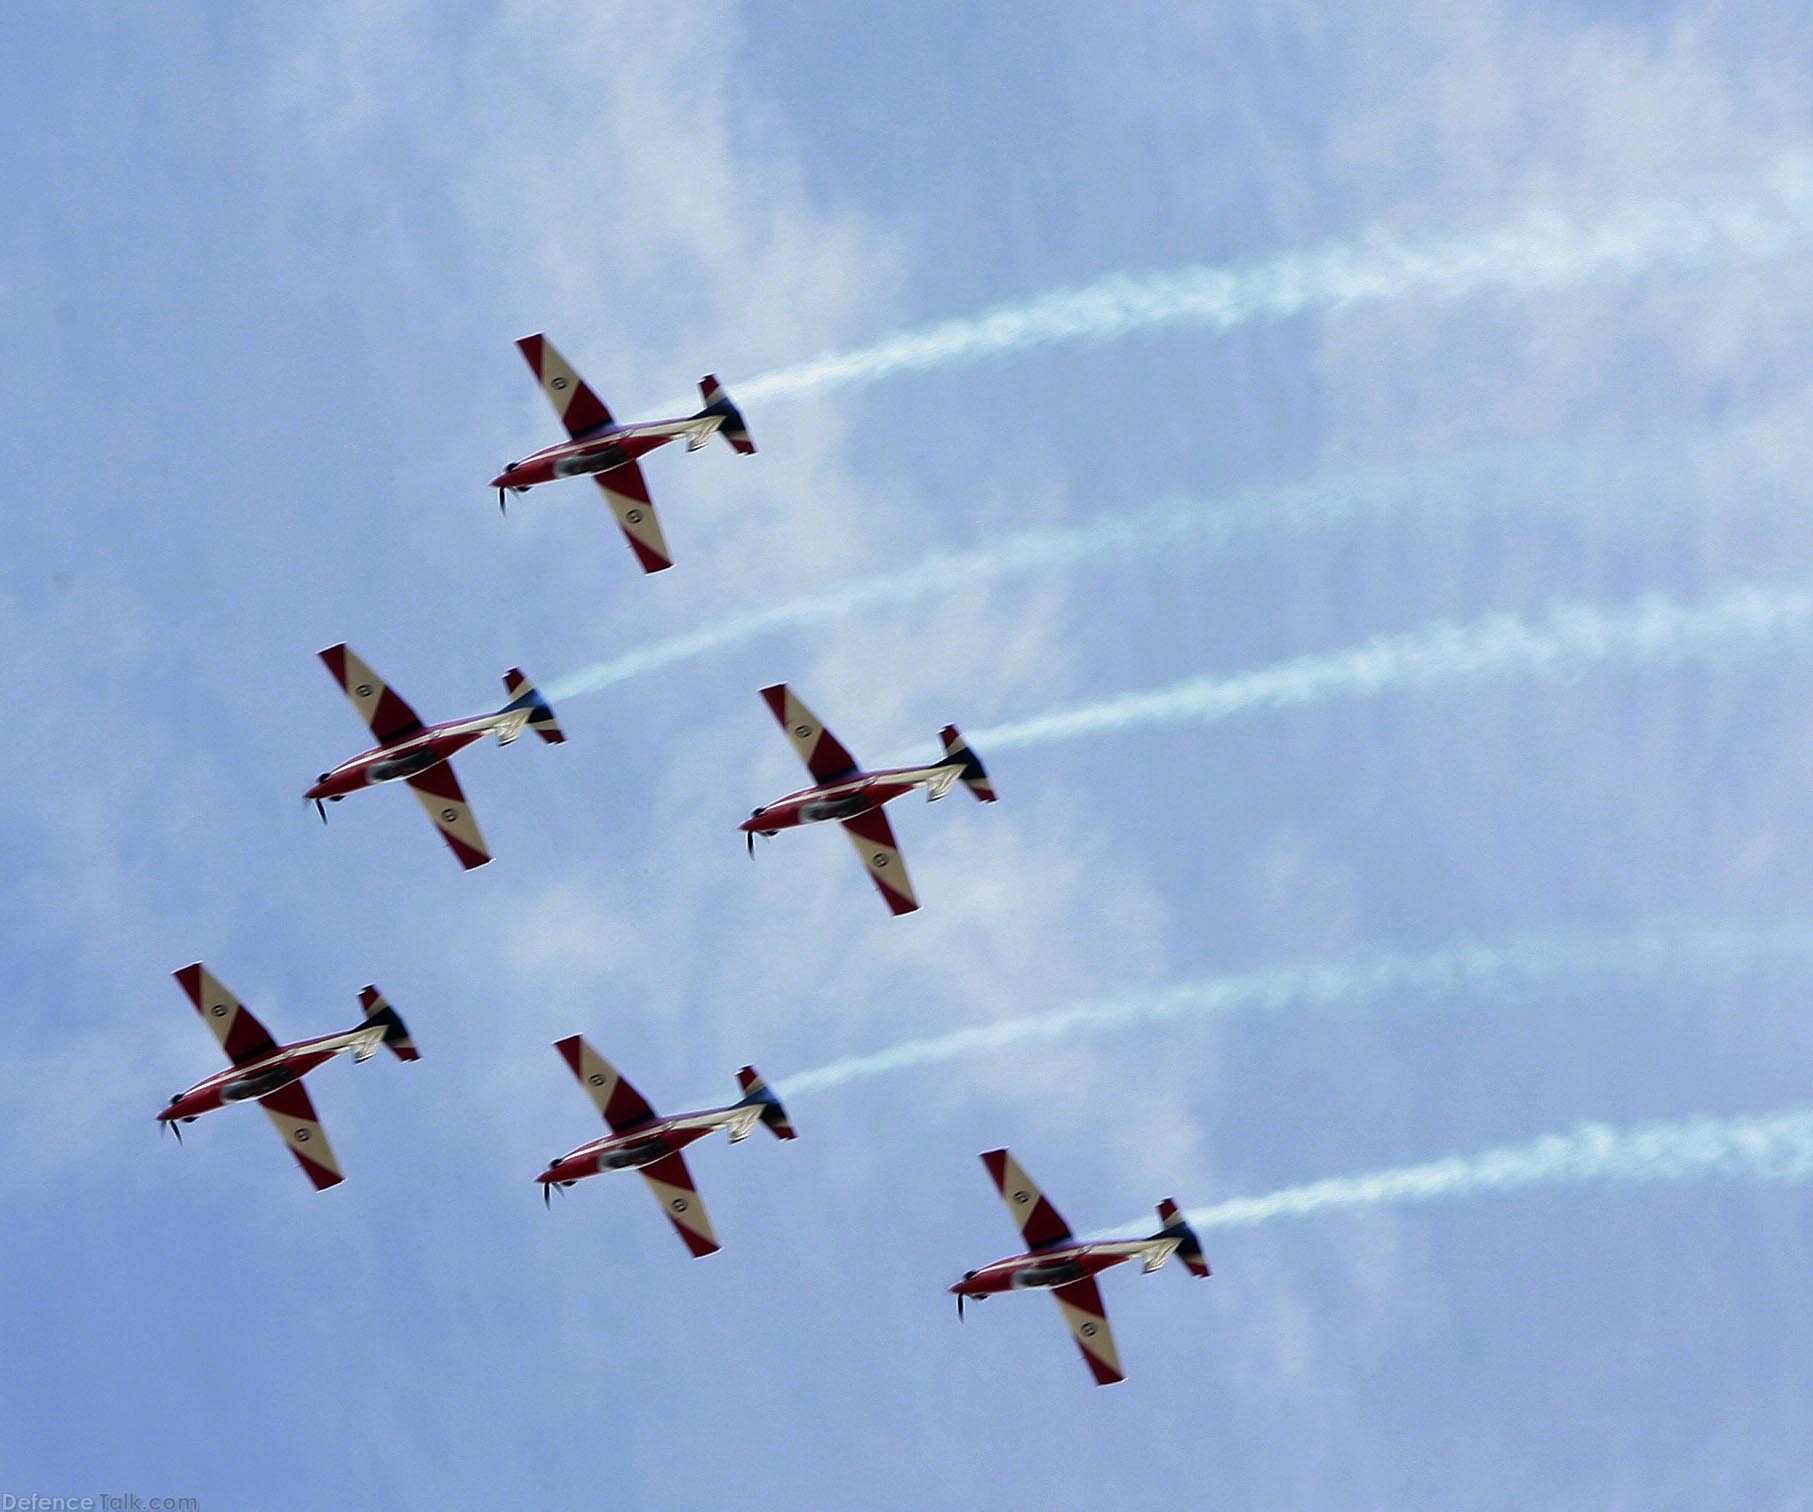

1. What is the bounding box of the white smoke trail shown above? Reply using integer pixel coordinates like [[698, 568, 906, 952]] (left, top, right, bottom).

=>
[[1170, 1107, 1813, 1233], [545, 438, 1690, 703], [776, 918, 1813, 1099], [967, 580, 1813, 755], [736, 153, 1813, 403], [544, 453, 1495, 701]]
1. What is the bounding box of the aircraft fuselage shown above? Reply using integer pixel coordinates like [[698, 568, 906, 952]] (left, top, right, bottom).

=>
[[950, 1238, 1178, 1298], [490, 415, 708, 493], [160, 1026, 380, 1123], [538, 1104, 756, 1189], [741, 764, 952, 837], [306, 714, 508, 802]]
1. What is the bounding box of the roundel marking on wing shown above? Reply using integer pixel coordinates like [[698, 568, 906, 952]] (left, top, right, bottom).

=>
[[210, 1004, 228, 1017], [671, 1197, 689, 1212], [440, 808, 458, 823], [355, 683, 373, 697], [588, 1073, 606, 1086], [552, 376, 568, 391]]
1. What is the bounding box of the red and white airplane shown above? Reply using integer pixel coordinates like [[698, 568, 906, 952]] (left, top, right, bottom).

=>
[[951, 1149, 1210, 1386], [159, 964, 420, 1191], [492, 333, 756, 574], [306, 644, 565, 870], [537, 1036, 796, 1257], [741, 683, 996, 916]]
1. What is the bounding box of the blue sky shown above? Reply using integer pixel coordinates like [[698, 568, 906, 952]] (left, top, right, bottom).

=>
[[5, 2, 1813, 1507]]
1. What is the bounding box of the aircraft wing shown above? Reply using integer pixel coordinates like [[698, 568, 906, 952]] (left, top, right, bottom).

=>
[[760, 683, 861, 782], [593, 461, 673, 574], [1051, 1276, 1125, 1386], [172, 963, 279, 1067], [319, 644, 426, 746], [638, 1150, 720, 1257], [840, 808, 919, 915], [515, 334, 615, 437], [981, 1148, 1075, 1249], [257, 1081, 345, 1191], [405, 763, 491, 870], [553, 1035, 658, 1133]]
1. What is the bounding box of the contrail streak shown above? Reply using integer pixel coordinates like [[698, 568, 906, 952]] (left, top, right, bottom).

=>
[[545, 452, 1506, 701], [967, 580, 1813, 755], [736, 153, 1813, 403], [544, 437, 1701, 703], [776, 918, 1813, 1098], [1168, 1107, 1813, 1234]]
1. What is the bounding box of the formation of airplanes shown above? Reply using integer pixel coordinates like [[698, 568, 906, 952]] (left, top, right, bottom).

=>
[[164, 333, 1210, 1388]]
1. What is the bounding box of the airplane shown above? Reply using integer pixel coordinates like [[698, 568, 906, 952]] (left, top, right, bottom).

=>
[[950, 1149, 1210, 1386], [306, 644, 565, 870], [741, 683, 997, 916], [537, 1036, 796, 1257], [492, 333, 756, 574], [158, 964, 420, 1191]]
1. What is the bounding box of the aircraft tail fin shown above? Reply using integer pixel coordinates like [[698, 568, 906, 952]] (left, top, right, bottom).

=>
[[1154, 1198, 1210, 1277], [358, 987, 421, 1062], [734, 1066, 797, 1140], [939, 725, 997, 802], [696, 375, 757, 455], [501, 669, 566, 744]]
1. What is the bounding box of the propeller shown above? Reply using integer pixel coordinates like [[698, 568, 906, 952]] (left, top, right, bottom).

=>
[[162, 1117, 183, 1144], [315, 798, 327, 824], [956, 1292, 964, 1322], [746, 829, 755, 858], [498, 486, 509, 515], [542, 1161, 568, 1207]]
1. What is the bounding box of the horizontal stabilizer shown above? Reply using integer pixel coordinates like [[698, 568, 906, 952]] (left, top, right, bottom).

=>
[[939, 725, 996, 802], [698, 375, 756, 455], [501, 668, 566, 744], [1156, 1198, 1210, 1278], [735, 1066, 798, 1141], [358, 986, 421, 1062]]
